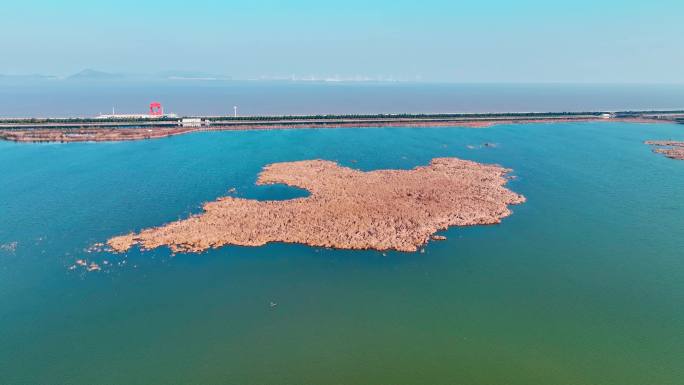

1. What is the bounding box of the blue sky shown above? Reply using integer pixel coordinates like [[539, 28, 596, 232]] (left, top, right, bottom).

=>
[[3, 0, 683, 82]]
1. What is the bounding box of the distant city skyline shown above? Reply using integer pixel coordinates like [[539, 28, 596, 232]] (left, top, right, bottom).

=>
[[3, 0, 684, 83]]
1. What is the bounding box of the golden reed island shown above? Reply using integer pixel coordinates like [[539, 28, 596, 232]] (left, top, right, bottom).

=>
[[108, 158, 525, 253]]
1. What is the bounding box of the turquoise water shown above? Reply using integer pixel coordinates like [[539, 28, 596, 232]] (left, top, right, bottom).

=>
[[1, 122, 683, 385]]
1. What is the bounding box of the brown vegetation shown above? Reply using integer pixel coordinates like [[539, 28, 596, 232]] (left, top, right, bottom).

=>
[[645, 140, 684, 160], [108, 158, 525, 253]]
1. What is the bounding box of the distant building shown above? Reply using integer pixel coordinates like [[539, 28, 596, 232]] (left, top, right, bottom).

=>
[[95, 102, 177, 119], [181, 118, 207, 128], [95, 113, 179, 119]]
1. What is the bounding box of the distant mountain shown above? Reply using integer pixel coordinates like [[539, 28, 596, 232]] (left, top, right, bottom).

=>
[[1, 69, 234, 82], [67, 69, 124, 80]]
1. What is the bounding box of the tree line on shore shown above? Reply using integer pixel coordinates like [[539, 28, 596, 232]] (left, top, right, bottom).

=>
[[2, 110, 683, 125], [1, 111, 605, 124]]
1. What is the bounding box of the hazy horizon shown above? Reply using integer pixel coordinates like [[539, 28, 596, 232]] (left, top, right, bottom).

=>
[[4, 0, 684, 83], [4, 69, 684, 85]]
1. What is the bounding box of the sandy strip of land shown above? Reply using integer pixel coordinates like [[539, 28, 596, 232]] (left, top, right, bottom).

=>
[[0, 127, 194, 143], [0, 116, 651, 143], [108, 158, 525, 253]]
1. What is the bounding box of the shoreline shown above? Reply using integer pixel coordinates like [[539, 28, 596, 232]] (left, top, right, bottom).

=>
[[0, 112, 681, 143]]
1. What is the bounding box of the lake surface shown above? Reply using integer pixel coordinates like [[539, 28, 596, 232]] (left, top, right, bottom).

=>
[[1, 81, 684, 117], [1, 122, 683, 385]]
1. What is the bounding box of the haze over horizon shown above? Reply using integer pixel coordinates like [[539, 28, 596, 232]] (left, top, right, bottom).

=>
[[4, 0, 684, 83]]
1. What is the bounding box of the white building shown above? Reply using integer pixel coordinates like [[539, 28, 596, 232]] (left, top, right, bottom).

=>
[[181, 118, 206, 128]]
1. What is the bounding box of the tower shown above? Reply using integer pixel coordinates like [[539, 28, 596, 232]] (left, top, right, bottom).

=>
[[150, 102, 163, 116]]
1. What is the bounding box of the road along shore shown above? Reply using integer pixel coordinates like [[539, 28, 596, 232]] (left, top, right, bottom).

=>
[[1, 112, 680, 143]]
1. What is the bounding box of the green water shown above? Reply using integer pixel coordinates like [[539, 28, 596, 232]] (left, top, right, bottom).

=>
[[1, 122, 683, 385]]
